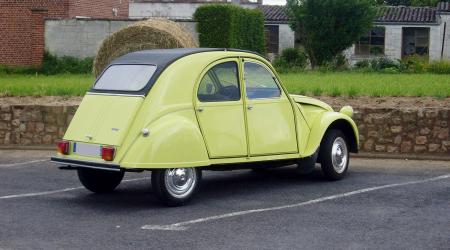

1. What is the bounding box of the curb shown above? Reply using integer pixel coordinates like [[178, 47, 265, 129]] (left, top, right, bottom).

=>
[[1, 145, 449, 161], [352, 152, 450, 161]]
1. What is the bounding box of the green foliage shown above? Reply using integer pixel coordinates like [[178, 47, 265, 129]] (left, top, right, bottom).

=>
[[399, 54, 428, 73], [354, 59, 371, 69], [194, 4, 265, 54], [273, 48, 308, 73], [370, 57, 399, 71], [0, 52, 93, 75], [40, 52, 93, 75], [287, 0, 376, 67], [427, 61, 450, 74]]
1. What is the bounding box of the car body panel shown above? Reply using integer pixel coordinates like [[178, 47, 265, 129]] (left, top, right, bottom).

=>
[[63, 94, 143, 146], [55, 49, 359, 170]]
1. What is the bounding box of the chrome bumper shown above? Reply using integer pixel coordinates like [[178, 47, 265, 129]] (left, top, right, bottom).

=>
[[50, 157, 121, 172]]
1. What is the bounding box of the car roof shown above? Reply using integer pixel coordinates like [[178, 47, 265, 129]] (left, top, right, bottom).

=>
[[110, 48, 263, 66], [91, 48, 265, 96]]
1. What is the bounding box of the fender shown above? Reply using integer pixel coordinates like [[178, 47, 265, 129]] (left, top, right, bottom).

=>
[[303, 111, 359, 157], [120, 109, 210, 169]]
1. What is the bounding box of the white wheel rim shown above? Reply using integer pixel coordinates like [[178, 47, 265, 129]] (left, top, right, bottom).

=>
[[331, 137, 348, 174], [164, 168, 197, 199]]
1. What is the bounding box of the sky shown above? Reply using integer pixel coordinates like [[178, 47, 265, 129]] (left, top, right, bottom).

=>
[[263, 0, 287, 5]]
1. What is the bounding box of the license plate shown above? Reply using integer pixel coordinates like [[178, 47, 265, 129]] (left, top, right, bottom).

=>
[[73, 142, 101, 157]]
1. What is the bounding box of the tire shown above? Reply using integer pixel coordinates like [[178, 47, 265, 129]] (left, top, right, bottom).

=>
[[296, 148, 319, 175], [77, 168, 124, 193], [318, 129, 349, 180], [152, 168, 202, 207]]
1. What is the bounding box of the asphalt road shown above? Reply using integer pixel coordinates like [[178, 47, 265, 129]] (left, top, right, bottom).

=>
[[0, 150, 449, 250]]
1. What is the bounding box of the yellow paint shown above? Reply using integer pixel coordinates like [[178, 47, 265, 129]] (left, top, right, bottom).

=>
[[59, 50, 359, 169]]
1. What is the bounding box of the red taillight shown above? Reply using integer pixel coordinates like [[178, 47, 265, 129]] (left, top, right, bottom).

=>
[[101, 146, 115, 161], [57, 140, 69, 155]]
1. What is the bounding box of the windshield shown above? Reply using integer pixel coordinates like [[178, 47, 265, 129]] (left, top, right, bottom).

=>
[[93, 65, 157, 91]]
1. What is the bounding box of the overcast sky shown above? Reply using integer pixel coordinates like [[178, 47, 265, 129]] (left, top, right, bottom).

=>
[[263, 0, 287, 5]]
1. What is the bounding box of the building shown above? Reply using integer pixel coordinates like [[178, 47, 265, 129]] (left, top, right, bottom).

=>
[[0, 0, 129, 66], [1, 0, 295, 66], [259, 3, 450, 63], [127, 0, 294, 56], [345, 3, 450, 64], [1, 1, 449, 66]]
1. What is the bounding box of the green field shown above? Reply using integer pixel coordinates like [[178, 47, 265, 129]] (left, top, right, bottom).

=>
[[0, 72, 449, 97]]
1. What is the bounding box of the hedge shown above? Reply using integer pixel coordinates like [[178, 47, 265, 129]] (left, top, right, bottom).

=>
[[193, 4, 265, 54]]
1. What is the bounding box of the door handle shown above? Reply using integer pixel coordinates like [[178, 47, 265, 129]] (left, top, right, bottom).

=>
[[196, 108, 204, 112], [247, 105, 253, 110]]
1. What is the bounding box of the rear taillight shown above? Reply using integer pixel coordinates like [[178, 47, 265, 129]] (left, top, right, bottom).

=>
[[101, 146, 115, 161], [57, 140, 70, 155]]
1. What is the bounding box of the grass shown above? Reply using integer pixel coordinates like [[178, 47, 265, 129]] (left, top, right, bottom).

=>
[[0, 74, 93, 96], [280, 72, 450, 98], [0, 72, 449, 97]]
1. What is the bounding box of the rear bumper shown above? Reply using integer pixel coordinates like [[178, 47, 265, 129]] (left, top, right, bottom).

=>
[[50, 156, 121, 172]]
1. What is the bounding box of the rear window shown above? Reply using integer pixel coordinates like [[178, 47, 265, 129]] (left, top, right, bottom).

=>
[[93, 65, 157, 91]]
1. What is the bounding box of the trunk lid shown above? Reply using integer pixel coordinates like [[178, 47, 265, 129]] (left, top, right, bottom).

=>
[[64, 94, 144, 146]]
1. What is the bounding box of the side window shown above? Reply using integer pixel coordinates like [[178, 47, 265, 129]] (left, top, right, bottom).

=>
[[244, 62, 281, 99], [197, 61, 240, 102]]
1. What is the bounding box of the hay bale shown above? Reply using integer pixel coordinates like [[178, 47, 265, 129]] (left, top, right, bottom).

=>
[[93, 19, 198, 76]]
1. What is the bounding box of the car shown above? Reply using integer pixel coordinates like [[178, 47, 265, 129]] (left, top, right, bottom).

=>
[[51, 48, 359, 206]]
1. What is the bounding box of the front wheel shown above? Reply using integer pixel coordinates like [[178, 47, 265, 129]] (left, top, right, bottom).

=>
[[319, 129, 349, 180], [152, 168, 202, 207], [77, 168, 124, 193]]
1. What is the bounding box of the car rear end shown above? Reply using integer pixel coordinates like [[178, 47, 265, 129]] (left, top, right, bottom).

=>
[[51, 64, 156, 171]]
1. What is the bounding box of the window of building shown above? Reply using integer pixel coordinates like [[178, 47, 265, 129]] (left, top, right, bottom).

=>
[[244, 62, 281, 99], [355, 27, 385, 56], [264, 25, 279, 54], [402, 27, 430, 57], [197, 61, 240, 102]]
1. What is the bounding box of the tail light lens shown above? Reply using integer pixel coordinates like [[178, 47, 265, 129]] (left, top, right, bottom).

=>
[[101, 146, 115, 161], [57, 140, 70, 155]]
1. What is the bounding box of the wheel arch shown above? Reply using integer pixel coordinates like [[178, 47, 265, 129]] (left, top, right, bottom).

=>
[[119, 110, 210, 169], [326, 119, 359, 153], [304, 112, 359, 157]]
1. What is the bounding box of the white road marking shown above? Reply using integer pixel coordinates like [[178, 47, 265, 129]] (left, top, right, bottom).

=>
[[0, 159, 48, 168], [141, 174, 450, 231], [0, 177, 149, 200]]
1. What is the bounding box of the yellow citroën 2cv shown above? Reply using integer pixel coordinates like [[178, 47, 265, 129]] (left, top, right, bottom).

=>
[[51, 48, 358, 206]]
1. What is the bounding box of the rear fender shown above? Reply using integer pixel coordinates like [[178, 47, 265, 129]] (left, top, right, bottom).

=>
[[303, 111, 359, 157], [120, 110, 210, 169]]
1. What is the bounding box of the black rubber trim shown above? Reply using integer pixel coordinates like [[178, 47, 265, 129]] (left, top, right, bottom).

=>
[[50, 157, 121, 172]]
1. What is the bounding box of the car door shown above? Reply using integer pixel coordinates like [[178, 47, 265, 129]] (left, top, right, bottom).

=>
[[243, 59, 298, 156], [195, 59, 248, 158]]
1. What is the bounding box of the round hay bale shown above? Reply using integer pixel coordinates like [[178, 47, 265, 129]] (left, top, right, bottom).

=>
[[93, 19, 198, 76]]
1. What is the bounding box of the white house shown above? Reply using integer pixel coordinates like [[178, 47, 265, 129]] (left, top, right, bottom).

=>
[[344, 2, 450, 64]]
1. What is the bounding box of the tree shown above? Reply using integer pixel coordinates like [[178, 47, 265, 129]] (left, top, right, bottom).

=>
[[287, 0, 376, 67]]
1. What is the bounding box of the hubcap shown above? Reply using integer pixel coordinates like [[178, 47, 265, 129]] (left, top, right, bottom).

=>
[[331, 137, 348, 174], [164, 168, 197, 198]]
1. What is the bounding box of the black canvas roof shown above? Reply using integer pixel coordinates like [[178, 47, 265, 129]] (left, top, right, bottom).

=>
[[89, 48, 260, 96]]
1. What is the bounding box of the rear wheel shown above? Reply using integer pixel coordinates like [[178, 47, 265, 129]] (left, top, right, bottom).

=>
[[77, 168, 124, 193], [319, 129, 349, 180], [152, 168, 201, 207]]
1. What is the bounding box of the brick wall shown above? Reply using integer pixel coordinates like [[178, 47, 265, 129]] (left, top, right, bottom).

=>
[[0, 0, 70, 66], [0, 0, 129, 66], [69, 0, 129, 18]]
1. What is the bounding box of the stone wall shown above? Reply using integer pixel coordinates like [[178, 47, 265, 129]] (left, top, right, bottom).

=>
[[0, 103, 448, 157], [351, 108, 449, 155], [0, 105, 77, 146]]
